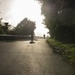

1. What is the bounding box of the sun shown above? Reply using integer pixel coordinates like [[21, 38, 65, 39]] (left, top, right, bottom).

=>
[[7, 0, 42, 25]]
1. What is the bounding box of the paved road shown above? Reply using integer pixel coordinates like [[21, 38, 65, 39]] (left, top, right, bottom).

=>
[[0, 39, 75, 75]]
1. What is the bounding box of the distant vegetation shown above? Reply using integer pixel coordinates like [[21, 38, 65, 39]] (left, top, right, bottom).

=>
[[0, 18, 36, 40], [0, 18, 36, 35]]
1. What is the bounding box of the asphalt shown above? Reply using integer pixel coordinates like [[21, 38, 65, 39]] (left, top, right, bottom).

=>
[[0, 39, 75, 75]]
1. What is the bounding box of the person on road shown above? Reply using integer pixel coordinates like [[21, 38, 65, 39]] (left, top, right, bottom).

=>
[[43, 34, 45, 39]]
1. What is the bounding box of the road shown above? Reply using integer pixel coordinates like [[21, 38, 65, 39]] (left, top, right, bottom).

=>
[[0, 39, 75, 75]]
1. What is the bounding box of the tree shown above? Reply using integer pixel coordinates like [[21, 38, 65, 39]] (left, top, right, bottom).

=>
[[0, 25, 5, 34], [2, 22, 11, 34], [36, 0, 75, 43], [15, 18, 36, 35]]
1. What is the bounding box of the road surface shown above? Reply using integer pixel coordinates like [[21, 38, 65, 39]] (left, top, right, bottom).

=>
[[0, 39, 75, 75]]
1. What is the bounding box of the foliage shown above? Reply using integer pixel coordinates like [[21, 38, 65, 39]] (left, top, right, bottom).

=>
[[0, 25, 5, 34], [0, 18, 36, 36], [37, 0, 75, 43], [0, 23, 7, 34], [15, 18, 36, 35], [47, 38, 75, 65], [0, 22, 11, 34]]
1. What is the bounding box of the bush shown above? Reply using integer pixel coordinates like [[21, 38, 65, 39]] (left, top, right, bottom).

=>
[[47, 38, 75, 65]]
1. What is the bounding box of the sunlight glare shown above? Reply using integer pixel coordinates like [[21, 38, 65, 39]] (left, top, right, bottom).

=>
[[8, 0, 42, 25], [3, 0, 49, 36]]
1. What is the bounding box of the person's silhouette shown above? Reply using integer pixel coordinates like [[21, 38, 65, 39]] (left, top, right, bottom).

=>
[[43, 34, 45, 39]]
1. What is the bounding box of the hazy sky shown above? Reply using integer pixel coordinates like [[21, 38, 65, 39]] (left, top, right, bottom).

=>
[[0, 0, 49, 36]]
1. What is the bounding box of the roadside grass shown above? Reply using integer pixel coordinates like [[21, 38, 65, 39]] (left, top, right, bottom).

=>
[[47, 38, 75, 65]]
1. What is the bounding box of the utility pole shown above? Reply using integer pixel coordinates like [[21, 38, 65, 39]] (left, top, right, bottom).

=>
[[0, 2, 1, 24], [0, 2, 2, 24], [0, 2, 1, 14]]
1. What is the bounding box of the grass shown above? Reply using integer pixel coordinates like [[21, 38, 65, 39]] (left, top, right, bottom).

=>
[[47, 38, 75, 65]]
